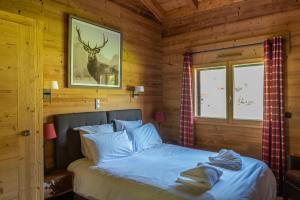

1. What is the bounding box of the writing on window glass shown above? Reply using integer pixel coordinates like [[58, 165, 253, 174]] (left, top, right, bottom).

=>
[[194, 62, 264, 121], [235, 84, 254, 106], [197, 67, 227, 119], [233, 64, 264, 120]]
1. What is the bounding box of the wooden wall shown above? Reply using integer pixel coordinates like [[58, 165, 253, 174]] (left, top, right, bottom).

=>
[[1, 0, 300, 169], [161, 0, 300, 159], [0, 0, 163, 169]]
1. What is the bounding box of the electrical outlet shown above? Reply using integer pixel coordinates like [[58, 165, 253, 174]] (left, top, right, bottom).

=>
[[285, 112, 292, 118], [95, 98, 100, 110]]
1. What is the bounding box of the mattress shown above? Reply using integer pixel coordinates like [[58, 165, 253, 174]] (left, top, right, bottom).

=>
[[68, 144, 276, 200]]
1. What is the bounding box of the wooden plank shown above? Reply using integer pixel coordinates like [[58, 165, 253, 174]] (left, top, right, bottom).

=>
[[108, 0, 156, 22], [141, 0, 165, 22], [0, 158, 19, 200], [162, 0, 300, 37], [0, 0, 164, 171], [156, 0, 187, 12], [185, 0, 198, 9]]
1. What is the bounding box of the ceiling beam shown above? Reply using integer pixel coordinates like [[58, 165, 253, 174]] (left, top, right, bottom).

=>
[[109, 0, 156, 21], [185, 0, 198, 9], [140, 0, 165, 23]]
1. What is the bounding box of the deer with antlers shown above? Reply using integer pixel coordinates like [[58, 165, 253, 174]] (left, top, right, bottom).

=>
[[76, 27, 118, 85]]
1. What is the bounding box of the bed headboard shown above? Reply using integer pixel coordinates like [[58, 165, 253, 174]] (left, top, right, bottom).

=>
[[53, 109, 142, 169]]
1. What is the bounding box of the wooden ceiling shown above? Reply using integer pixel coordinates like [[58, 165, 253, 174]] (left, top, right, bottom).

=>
[[110, 0, 247, 23], [156, 0, 192, 11]]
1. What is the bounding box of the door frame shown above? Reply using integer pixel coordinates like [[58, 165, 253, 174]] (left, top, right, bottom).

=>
[[0, 10, 43, 200]]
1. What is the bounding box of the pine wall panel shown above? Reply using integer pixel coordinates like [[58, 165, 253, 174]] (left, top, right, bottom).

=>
[[161, 0, 300, 159], [0, 0, 163, 169], [1, 0, 300, 169]]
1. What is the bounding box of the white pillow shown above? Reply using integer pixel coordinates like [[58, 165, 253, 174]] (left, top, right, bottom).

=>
[[74, 124, 114, 134], [79, 131, 93, 159], [131, 123, 162, 152], [82, 130, 133, 164], [114, 119, 142, 140], [73, 124, 114, 159]]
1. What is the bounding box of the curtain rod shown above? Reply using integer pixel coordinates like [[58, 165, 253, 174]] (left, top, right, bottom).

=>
[[190, 41, 264, 55]]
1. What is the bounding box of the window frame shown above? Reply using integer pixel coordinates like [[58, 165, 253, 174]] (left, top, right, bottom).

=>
[[194, 65, 228, 120], [232, 62, 264, 122], [193, 58, 264, 127]]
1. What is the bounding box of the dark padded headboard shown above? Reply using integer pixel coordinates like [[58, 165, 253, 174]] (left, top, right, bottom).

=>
[[53, 109, 142, 169], [107, 109, 142, 123]]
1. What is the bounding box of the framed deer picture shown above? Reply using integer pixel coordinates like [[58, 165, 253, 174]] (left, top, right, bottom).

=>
[[68, 15, 122, 88]]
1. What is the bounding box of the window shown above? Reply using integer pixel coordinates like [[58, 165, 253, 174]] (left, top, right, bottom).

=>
[[233, 64, 264, 120], [194, 61, 264, 121], [195, 67, 227, 119]]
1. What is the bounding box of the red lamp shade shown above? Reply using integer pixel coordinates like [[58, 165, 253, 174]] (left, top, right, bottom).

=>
[[44, 123, 57, 140], [155, 111, 166, 123]]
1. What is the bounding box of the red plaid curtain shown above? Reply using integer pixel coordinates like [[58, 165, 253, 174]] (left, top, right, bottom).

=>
[[262, 37, 286, 189], [180, 53, 194, 147]]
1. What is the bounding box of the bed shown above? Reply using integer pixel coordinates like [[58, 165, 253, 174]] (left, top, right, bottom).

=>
[[53, 109, 277, 200]]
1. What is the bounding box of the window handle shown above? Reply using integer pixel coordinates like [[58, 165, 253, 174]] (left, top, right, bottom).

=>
[[229, 96, 232, 103]]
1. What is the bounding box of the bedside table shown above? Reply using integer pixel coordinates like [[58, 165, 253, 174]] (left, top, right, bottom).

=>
[[44, 170, 74, 199]]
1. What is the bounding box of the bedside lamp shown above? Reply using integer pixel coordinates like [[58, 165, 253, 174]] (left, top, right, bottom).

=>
[[44, 123, 57, 140], [43, 123, 57, 173], [154, 111, 166, 130]]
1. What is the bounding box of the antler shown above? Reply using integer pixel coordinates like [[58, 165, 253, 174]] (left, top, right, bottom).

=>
[[94, 33, 109, 53], [76, 27, 91, 51], [76, 27, 108, 53]]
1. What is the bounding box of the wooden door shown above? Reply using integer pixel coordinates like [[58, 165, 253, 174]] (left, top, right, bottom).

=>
[[0, 11, 43, 200]]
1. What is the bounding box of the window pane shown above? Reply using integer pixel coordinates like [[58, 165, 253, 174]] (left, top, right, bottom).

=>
[[196, 67, 227, 118], [233, 63, 264, 120]]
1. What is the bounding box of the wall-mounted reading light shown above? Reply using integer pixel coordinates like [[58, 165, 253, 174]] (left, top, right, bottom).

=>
[[134, 86, 144, 97], [127, 85, 144, 98], [43, 81, 59, 103]]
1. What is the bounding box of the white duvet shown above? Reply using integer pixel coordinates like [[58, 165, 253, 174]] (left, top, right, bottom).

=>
[[68, 144, 276, 200]]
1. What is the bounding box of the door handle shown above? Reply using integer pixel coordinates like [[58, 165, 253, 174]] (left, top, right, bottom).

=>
[[21, 130, 31, 136]]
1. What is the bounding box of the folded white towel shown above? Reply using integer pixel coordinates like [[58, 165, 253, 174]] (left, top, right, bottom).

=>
[[208, 149, 242, 170], [177, 176, 207, 188], [177, 164, 223, 189]]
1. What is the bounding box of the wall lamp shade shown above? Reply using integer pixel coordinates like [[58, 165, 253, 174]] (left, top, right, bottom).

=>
[[51, 81, 59, 90], [44, 123, 57, 140], [134, 86, 144, 93], [155, 111, 166, 123], [128, 85, 144, 98]]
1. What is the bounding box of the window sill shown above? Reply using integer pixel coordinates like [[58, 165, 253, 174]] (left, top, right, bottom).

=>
[[194, 117, 262, 129]]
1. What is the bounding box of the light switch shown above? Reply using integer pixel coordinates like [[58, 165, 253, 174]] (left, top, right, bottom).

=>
[[95, 98, 101, 110]]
